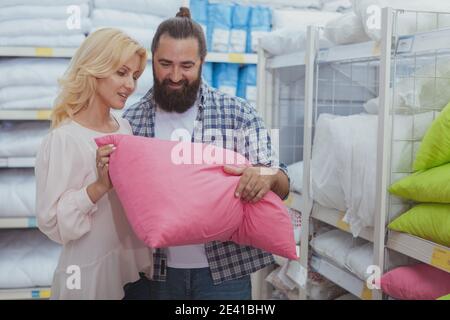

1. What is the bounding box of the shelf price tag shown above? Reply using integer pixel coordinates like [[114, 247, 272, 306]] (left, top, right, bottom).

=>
[[361, 285, 373, 300], [40, 289, 51, 298], [337, 213, 350, 232], [430, 247, 450, 272], [37, 110, 52, 120], [284, 193, 293, 207], [228, 53, 245, 64], [35, 47, 53, 57]]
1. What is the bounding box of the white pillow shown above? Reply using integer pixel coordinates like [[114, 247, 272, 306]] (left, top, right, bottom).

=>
[[287, 161, 303, 194], [260, 28, 332, 56], [310, 229, 367, 269], [272, 9, 342, 30], [324, 12, 371, 45], [345, 242, 410, 280], [311, 114, 347, 212]]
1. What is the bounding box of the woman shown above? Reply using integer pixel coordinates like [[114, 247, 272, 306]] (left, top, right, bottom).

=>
[[35, 28, 153, 299]]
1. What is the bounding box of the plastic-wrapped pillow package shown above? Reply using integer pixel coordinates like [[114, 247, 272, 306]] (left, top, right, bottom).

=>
[[95, 134, 298, 260], [190, 0, 209, 49], [324, 12, 370, 45], [213, 63, 239, 97], [237, 65, 257, 107], [208, 3, 233, 53], [230, 4, 251, 53], [247, 6, 272, 53], [201, 62, 213, 87]]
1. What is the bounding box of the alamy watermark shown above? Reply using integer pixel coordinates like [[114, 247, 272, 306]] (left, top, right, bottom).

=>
[[66, 5, 81, 30], [66, 265, 81, 290], [169, 128, 280, 175]]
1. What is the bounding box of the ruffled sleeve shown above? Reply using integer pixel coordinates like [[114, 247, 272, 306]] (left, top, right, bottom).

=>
[[35, 129, 98, 245]]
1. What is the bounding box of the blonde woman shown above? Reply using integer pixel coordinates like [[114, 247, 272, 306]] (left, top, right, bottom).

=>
[[35, 28, 153, 300]]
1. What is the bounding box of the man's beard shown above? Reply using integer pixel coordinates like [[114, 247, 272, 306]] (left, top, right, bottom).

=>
[[153, 65, 202, 113]]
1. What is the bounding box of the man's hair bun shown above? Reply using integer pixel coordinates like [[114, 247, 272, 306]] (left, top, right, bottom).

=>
[[176, 7, 191, 19]]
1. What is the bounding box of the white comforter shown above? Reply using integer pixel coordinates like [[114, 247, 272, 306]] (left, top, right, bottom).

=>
[[0, 58, 69, 88], [0, 169, 35, 217], [0, 4, 90, 22], [0, 18, 91, 37], [93, 0, 182, 17], [311, 112, 436, 236], [92, 9, 163, 30], [0, 86, 58, 104], [0, 0, 89, 7], [0, 229, 61, 288], [0, 121, 50, 158], [0, 34, 85, 48]]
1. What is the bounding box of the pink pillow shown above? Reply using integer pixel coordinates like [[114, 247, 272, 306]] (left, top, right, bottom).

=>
[[381, 263, 450, 300], [95, 134, 297, 259]]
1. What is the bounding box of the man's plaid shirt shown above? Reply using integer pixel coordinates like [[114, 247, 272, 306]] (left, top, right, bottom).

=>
[[123, 81, 289, 285]]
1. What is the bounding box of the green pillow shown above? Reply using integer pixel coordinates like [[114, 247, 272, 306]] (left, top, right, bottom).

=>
[[388, 204, 450, 247], [437, 294, 450, 300], [414, 101, 450, 171], [389, 163, 450, 203]]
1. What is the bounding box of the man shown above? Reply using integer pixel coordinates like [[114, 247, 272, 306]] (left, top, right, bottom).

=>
[[123, 7, 290, 300]]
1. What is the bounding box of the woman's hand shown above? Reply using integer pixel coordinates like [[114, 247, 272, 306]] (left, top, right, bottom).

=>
[[95, 144, 116, 190], [87, 144, 116, 203]]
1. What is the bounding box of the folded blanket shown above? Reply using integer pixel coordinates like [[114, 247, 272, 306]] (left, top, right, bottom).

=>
[[0, 86, 58, 104], [0, 58, 68, 88], [92, 9, 163, 30], [0, 169, 36, 217], [0, 229, 61, 288], [0, 0, 89, 7], [0, 4, 90, 22], [0, 18, 91, 37], [95, 134, 298, 259], [93, 0, 182, 17], [0, 121, 50, 158], [91, 26, 155, 49], [0, 96, 56, 110], [0, 34, 85, 48]]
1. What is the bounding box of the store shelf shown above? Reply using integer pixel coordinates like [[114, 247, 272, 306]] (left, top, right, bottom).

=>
[[267, 51, 306, 69], [0, 109, 52, 120], [0, 217, 37, 229], [311, 203, 374, 242], [0, 157, 35, 168], [396, 28, 450, 55], [0, 287, 51, 300], [0, 47, 258, 64], [319, 40, 379, 62], [206, 52, 257, 64], [310, 255, 374, 300], [387, 231, 450, 273], [0, 46, 75, 58], [266, 40, 379, 69], [284, 192, 303, 212]]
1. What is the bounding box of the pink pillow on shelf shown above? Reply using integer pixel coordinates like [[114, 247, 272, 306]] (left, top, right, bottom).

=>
[[95, 134, 297, 260], [381, 263, 450, 300]]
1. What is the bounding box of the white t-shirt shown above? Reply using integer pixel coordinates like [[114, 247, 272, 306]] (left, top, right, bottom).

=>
[[154, 104, 209, 269]]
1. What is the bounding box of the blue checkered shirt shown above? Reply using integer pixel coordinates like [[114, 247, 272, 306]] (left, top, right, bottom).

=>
[[123, 81, 289, 285]]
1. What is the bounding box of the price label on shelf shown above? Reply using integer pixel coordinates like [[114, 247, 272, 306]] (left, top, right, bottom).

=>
[[284, 193, 293, 207], [361, 285, 373, 300], [337, 213, 350, 232], [37, 110, 52, 120], [39, 289, 51, 299], [430, 247, 450, 272], [228, 53, 246, 64], [35, 47, 53, 57]]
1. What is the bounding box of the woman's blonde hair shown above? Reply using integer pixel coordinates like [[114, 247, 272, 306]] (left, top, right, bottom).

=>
[[51, 28, 148, 128]]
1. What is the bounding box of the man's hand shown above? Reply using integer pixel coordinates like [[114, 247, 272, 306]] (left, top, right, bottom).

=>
[[223, 165, 279, 203]]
